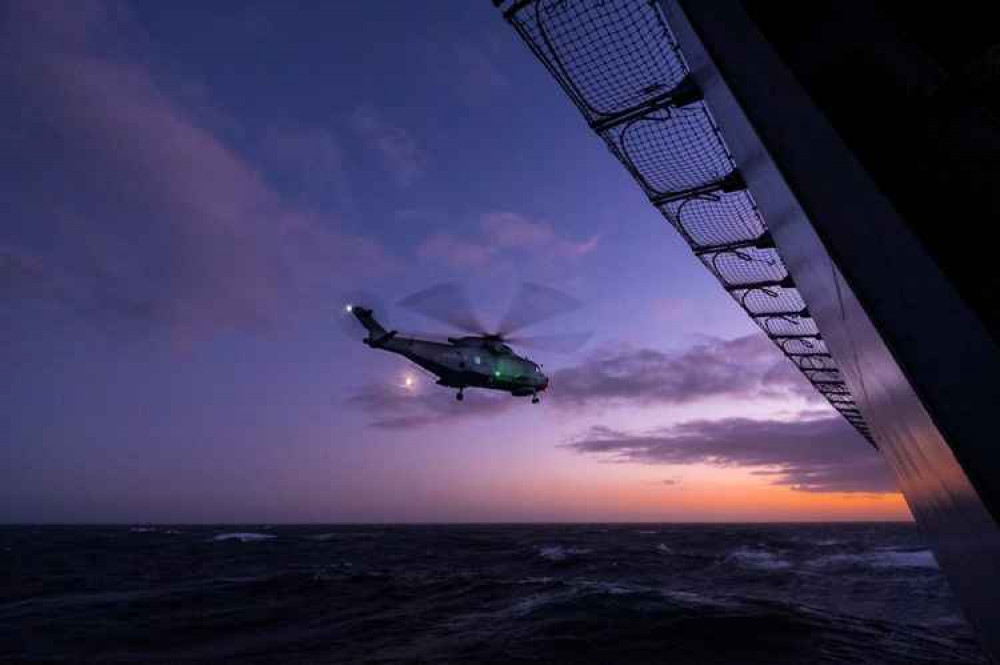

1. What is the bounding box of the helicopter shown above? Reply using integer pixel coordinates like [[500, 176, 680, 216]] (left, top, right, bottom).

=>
[[344, 283, 588, 403]]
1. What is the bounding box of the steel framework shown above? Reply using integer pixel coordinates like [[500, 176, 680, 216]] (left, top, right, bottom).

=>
[[496, 0, 873, 442]]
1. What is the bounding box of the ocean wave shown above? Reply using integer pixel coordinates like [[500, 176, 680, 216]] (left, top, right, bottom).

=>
[[537, 545, 591, 562], [573, 579, 640, 595], [809, 549, 939, 570], [656, 543, 673, 554], [726, 547, 792, 571], [659, 589, 742, 609], [517, 576, 555, 585], [212, 532, 276, 543]]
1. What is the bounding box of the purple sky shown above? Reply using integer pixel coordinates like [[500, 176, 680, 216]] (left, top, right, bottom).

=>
[[0, 0, 905, 523]]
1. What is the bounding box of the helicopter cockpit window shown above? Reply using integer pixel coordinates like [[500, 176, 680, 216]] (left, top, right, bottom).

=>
[[474, 355, 482, 365]]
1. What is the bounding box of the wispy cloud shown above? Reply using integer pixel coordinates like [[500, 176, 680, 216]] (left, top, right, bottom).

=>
[[416, 211, 599, 270], [452, 43, 510, 103], [260, 126, 353, 208], [345, 333, 817, 429], [351, 105, 427, 187], [348, 380, 514, 429], [566, 414, 893, 494], [1, 0, 392, 340], [549, 334, 819, 408], [416, 233, 494, 268]]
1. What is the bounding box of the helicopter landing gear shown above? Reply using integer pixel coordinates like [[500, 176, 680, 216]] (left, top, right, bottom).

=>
[[531, 392, 540, 404], [456, 388, 464, 402]]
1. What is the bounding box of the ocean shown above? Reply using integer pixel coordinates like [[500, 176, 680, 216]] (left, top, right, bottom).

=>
[[0, 523, 987, 664]]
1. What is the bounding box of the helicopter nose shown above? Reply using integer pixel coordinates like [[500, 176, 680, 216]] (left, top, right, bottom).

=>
[[540, 375, 549, 391]]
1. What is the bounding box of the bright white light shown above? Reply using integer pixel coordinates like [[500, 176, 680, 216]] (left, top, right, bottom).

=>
[[404, 375, 414, 388], [345, 304, 354, 313]]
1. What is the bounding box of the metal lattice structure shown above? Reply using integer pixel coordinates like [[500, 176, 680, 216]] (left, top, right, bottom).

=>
[[497, 0, 873, 442]]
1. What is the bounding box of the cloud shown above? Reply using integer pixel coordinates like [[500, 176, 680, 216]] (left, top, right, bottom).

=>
[[260, 126, 353, 207], [549, 334, 820, 408], [415, 211, 599, 270], [416, 233, 493, 268], [452, 43, 510, 103], [1, 0, 392, 339], [348, 380, 514, 429], [351, 105, 427, 187], [481, 212, 599, 258], [346, 334, 823, 429], [566, 414, 894, 494]]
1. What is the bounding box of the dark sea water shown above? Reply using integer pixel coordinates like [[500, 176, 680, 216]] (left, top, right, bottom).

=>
[[0, 524, 987, 664]]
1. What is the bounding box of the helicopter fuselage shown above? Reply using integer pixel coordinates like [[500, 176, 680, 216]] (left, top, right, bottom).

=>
[[351, 307, 548, 399]]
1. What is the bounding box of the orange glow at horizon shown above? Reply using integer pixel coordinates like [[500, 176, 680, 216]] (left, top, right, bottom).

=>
[[464, 460, 914, 523]]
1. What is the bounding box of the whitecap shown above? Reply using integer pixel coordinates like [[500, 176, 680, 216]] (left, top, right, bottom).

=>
[[656, 543, 673, 554], [517, 576, 555, 585], [212, 532, 276, 543], [660, 589, 741, 609], [726, 548, 791, 570], [537, 545, 590, 562], [808, 549, 938, 570], [872, 550, 938, 569], [573, 580, 638, 595]]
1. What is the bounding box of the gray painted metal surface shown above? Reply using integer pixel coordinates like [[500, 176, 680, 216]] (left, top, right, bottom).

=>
[[664, 1, 1000, 659]]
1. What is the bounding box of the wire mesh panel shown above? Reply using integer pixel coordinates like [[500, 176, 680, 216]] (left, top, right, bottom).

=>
[[506, 0, 688, 121], [660, 190, 766, 250], [603, 106, 734, 197], [733, 286, 806, 315], [804, 369, 843, 383], [794, 354, 837, 371], [499, 0, 873, 443], [700, 247, 787, 288], [779, 337, 829, 356], [757, 315, 820, 337]]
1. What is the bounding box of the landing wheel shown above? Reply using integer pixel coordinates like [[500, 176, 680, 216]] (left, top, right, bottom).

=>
[[456, 389, 464, 402], [532, 394, 540, 404]]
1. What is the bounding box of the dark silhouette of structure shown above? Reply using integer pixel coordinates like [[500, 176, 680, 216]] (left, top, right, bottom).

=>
[[496, 0, 1000, 659]]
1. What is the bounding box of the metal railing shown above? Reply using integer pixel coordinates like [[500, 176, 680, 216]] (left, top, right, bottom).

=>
[[497, 0, 873, 442]]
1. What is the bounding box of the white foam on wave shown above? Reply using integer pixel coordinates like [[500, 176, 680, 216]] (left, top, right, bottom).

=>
[[517, 576, 555, 585], [726, 548, 792, 571], [656, 543, 673, 555], [537, 545, 590, 562], [809, 549, 938, 570], [875, 550, 938, 568], [660, 589, 741, 609], [212, 532, 276, 543], [574, 579, 638, 595]]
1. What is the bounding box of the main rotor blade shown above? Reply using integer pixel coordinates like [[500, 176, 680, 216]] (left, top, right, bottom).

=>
[[496, 282, 582, 337], [397, 282, 486, 335], [508, 331, 593, 354]]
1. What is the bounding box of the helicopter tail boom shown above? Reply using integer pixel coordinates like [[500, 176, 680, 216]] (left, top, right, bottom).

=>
[[350, 307, 396, 347]]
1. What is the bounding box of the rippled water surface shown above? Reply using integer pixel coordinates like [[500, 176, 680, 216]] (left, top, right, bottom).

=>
[[0, 524, 987, 664]]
